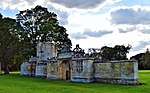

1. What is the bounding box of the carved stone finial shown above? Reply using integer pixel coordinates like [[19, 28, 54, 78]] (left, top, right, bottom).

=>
[[73, 44, 85, 58], [73, 44, 83, 53]]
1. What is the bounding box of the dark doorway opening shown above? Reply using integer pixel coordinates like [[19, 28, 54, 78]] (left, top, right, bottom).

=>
[[66, 70, 70, 80]]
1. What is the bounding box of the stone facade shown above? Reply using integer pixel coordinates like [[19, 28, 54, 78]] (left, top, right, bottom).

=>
[[93, 60, 138, 84], [37, 42, 57, 59], [71, 58, 94, 83], [20, 43, 139, 85], [35, 42, 57, 77], [21, 62, 29, 76], [35, 63, 47, 77], [47, 58, 59, 80]]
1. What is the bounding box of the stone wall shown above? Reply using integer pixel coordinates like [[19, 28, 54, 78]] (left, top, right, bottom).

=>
[[58, 52, 73, 59], [35, 64, 47, 77], [47, 62, 59, 80], [93, 60, 138, 85], [28, 62, 36, 76], [21, 62, 30, 76], [71, 58, 94, 83], [37, 42, 57, 59]]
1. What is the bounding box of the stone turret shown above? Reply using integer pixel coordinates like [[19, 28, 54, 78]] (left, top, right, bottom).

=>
[[35, 42, 57, 77], [37, 42, 57, 60]]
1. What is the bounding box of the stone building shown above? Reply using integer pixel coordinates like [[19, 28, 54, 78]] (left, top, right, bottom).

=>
[[21, 42, 139, 85]]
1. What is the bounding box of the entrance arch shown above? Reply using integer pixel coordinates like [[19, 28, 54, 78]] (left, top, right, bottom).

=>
[[59, 59, 71, 80]]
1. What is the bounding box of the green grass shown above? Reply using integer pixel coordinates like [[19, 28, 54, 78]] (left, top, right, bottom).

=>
[[0, 70, 150, 93]]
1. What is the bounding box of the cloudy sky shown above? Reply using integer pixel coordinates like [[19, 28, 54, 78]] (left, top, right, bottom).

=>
[[0, 0, 150, 57]]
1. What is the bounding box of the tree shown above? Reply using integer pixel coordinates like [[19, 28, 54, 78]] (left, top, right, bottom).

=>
[[54, 26, 72, 52], [100, 45, 131, 60], [130, 53, 145, 70], [0, 16, 21, 74], [100, 46, 115, 60], [0, 13, 2, 19], [141, 49, 150, 69], [16, 5, 72, 57], [113, 45, 131, 60]]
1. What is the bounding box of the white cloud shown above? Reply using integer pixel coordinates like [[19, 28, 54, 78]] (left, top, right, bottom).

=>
[[70, 32, 87, 40], [1, 0, 150, 58], [83, 28, 112, 37], [0, 0, 36, 10], [70, 28, 112, 40], [0, 0, 70, 25], [49, 0, 122, 9], [110, 5, 150, 25], [50, 0, 106, 9], [67, 10, 113, 34], [115, 24, 150, 34], [131, 41, 150, 52]]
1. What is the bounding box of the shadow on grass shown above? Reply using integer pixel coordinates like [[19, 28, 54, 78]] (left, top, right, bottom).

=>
[[139, 82, 147, 85]]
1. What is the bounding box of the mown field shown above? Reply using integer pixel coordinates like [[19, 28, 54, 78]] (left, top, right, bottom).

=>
[[0, 70, 150, 93]]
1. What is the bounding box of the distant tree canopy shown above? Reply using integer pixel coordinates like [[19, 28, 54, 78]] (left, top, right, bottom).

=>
[[100, 45, 131, 60], [131, 49, 150, 70], [130, 53, 145, 70], [141, 49, 150, 69], [16, 5, 72, 56]]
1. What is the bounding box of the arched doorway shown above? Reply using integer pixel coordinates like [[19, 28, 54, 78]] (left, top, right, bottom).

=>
[[59, 60, 71, 80]]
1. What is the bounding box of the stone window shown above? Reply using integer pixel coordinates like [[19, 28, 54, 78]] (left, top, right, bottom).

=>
[[75, 54, 80, 58], [76, 61, 83, 72], [57, 66, 59, 71], [71, 62, 73, 71]]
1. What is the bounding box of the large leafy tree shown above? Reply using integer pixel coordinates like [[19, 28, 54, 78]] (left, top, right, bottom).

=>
[[0, 14, 21, 74], [16, 5, 72, 57]]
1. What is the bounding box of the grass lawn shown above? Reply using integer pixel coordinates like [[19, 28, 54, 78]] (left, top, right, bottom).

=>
[[0, 70, 150, 93]]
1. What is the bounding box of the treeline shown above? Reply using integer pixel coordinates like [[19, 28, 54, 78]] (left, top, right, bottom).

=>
[[87, 45, 132, 61], [130, 49, 150, 70]]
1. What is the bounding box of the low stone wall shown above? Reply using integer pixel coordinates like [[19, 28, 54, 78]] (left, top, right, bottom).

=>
[[71, 77, 93, 83], [47, 62, 59, 80], [93, 60, 138, 85], [20, 62, 30, 76]]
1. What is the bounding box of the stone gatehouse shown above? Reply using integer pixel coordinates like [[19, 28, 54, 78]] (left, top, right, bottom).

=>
[[21, 42, 138, 85]]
